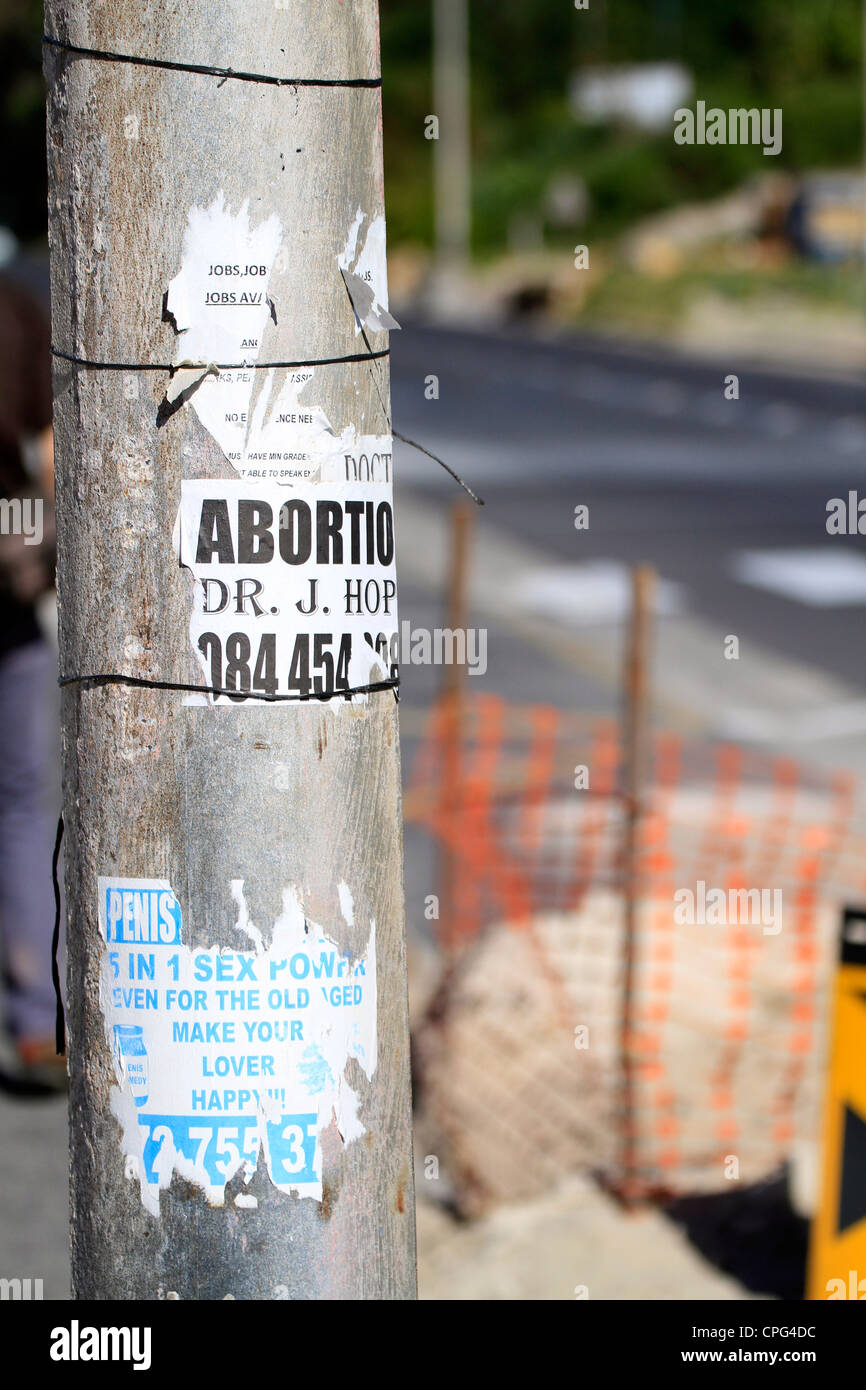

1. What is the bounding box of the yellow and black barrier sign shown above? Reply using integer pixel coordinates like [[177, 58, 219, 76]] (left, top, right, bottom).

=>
[[808, 907, 866, 1299]]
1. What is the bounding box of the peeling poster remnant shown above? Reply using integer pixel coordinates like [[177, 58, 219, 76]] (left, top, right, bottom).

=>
[[165, 192, 333, 478], [338, 208, 400, 334], [98, 876, 377, 1215]]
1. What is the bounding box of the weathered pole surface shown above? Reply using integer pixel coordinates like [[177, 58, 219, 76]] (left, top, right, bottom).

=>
[[45, 0, 416, 1299]]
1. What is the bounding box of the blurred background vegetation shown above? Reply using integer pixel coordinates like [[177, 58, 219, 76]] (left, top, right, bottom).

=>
[[380, 0, 861, 253], [0, 0, 46, 244]]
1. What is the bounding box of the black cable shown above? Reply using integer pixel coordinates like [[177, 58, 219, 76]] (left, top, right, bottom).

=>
[[43, 34, 382, 89], [393, 429, 484, 507], [51, 346, 390, 372], [59, 670, 399, 703], [51, 814, 65, 1056]]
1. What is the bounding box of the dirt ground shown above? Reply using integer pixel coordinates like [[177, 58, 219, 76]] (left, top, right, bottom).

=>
[[415, 1176, 758, 1301]]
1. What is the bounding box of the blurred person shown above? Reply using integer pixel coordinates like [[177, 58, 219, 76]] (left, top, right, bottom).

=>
[[0, 269, 62, 1090]]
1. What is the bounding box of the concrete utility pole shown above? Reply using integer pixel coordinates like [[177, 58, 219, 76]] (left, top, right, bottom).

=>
[[433, 0, 471, 276], [45, 0, 416, 1299]]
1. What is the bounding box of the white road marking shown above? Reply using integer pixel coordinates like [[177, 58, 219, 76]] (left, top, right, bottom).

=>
[[731, 548, 866, 606], [510, 561, 685, 625], [720, 701, 866, 744]]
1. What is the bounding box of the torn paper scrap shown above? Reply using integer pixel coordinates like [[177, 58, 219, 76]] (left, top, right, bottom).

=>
[[338, 210, 400, 335]]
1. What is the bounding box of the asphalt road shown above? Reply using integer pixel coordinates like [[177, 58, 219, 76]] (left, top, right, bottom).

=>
[[390, 318, 866, 699]]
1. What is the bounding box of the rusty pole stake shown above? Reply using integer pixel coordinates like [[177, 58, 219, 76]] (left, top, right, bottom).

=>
[[436, 499, 475, 956], [618, 564, 656, 1206]]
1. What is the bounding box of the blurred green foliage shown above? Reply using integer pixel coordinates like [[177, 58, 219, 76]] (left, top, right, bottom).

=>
[[578, 259, 861, 339], [380, 0, 862, 253], [2, 1, 861, 252], [0, 0, 47, 242]]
